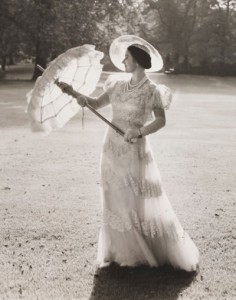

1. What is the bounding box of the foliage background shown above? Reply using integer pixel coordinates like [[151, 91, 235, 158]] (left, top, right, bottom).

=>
[[0, 0, 236, 77]]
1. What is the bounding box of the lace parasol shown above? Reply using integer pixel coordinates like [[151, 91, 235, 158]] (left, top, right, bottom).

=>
[[26, 45, 104, 134]]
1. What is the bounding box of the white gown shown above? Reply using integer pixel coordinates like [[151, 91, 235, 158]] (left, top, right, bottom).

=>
[[97, 78, 199, 272]]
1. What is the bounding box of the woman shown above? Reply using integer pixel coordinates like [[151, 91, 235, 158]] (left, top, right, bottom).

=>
[[61, 36, 199, 272]]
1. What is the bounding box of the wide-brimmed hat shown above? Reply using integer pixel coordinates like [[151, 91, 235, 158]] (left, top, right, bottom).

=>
[[109, 35, 163, 72]]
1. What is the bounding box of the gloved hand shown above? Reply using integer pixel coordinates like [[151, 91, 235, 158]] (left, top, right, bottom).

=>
[[124, 128, 141, 143], [56, 81, 75, 96], [76, 95, 87, 107], [56, 80, 87, 107]]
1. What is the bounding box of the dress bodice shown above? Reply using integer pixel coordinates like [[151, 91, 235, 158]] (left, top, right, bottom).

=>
[[105, 78, 172, 131]]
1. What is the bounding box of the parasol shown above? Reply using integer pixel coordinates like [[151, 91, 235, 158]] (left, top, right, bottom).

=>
[[26, 44, 124, 136]]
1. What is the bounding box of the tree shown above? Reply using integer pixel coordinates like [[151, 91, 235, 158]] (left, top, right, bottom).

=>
[[26, 0, 57, 80], [0, 0, 57, 78], [29, 0, 127, 78], [211, 0, 236, 73], [142, 0, 236, 74], [0, 0, 23, 70], [189, 0, 236, 74]]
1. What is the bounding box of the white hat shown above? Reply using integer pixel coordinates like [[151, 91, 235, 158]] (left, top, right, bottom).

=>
[[109, 35, 163, 72]]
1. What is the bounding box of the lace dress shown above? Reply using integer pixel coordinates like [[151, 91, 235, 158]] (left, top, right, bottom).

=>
[[97, 78, 199, 271]]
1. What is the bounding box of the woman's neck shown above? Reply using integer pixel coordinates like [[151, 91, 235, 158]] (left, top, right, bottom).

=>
[[130, 69, 146, 85]]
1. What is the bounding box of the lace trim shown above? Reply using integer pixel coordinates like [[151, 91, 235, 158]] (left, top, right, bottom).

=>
[[103, 208, 184, 240], [112, 108, 146, 125], [101, 168, 162, 198], [103, 137, 152, 163]]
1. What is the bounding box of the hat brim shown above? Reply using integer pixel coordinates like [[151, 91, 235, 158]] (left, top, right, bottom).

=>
[[109, 35, 163, 73]]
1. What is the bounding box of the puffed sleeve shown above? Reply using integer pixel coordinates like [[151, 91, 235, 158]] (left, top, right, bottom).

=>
[[152, 84, 172, 110]]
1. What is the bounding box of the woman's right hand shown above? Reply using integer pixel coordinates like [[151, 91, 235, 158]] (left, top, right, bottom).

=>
[[56, 80, 87, 107], [76, 95, 87, 107], [56, 81, 74, 96]]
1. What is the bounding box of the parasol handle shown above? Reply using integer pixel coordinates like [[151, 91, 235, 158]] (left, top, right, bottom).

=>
[[85, 103, 125, 136], [36, 64, 45, 73], [36, 65, 126, 137]]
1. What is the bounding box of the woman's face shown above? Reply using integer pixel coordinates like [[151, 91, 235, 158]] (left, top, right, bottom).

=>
[[122, 50, 137, 73]]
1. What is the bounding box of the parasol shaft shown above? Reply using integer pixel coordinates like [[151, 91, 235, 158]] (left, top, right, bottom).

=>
[[36, 65, 125, 137], [37, 64, 45, 73], [85, 103, 124, 136]]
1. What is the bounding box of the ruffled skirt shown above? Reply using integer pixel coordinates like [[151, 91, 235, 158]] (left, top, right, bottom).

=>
[[97, 129, 199, 272]]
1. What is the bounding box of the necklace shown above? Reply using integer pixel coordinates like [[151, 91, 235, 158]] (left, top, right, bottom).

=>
[[129, 77, 146, 87], [124, 76, 148, 93]]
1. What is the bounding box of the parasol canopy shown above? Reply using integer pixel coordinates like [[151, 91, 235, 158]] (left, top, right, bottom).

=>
[[26, 44, 104, 134]]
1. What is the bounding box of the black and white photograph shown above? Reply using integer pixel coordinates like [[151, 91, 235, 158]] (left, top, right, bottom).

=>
[[0, 0, 235, 299]]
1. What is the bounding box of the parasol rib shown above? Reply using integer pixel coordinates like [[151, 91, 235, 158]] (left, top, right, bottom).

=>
[[37, 65, 125, 137]]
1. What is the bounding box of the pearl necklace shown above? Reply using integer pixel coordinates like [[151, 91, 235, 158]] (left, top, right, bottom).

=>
[[124, 76, 148, 93]]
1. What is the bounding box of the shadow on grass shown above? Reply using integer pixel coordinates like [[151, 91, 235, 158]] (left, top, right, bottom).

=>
[[89, 264, 197, 300]]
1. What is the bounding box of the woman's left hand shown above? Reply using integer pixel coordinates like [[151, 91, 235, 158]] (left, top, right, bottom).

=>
[[124, 128, 140, 143]]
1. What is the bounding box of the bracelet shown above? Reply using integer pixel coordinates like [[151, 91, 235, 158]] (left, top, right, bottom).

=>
[[138, 128, 143, 138]]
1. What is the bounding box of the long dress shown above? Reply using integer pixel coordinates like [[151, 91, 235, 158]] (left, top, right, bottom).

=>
[[97, 78, 199, 272]]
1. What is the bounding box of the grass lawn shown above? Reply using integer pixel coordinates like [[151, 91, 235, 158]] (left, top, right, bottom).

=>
[[0, 72, 236, 300]]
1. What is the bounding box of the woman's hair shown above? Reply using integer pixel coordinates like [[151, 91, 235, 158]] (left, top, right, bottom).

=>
[[127, 44, 151, 69]]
